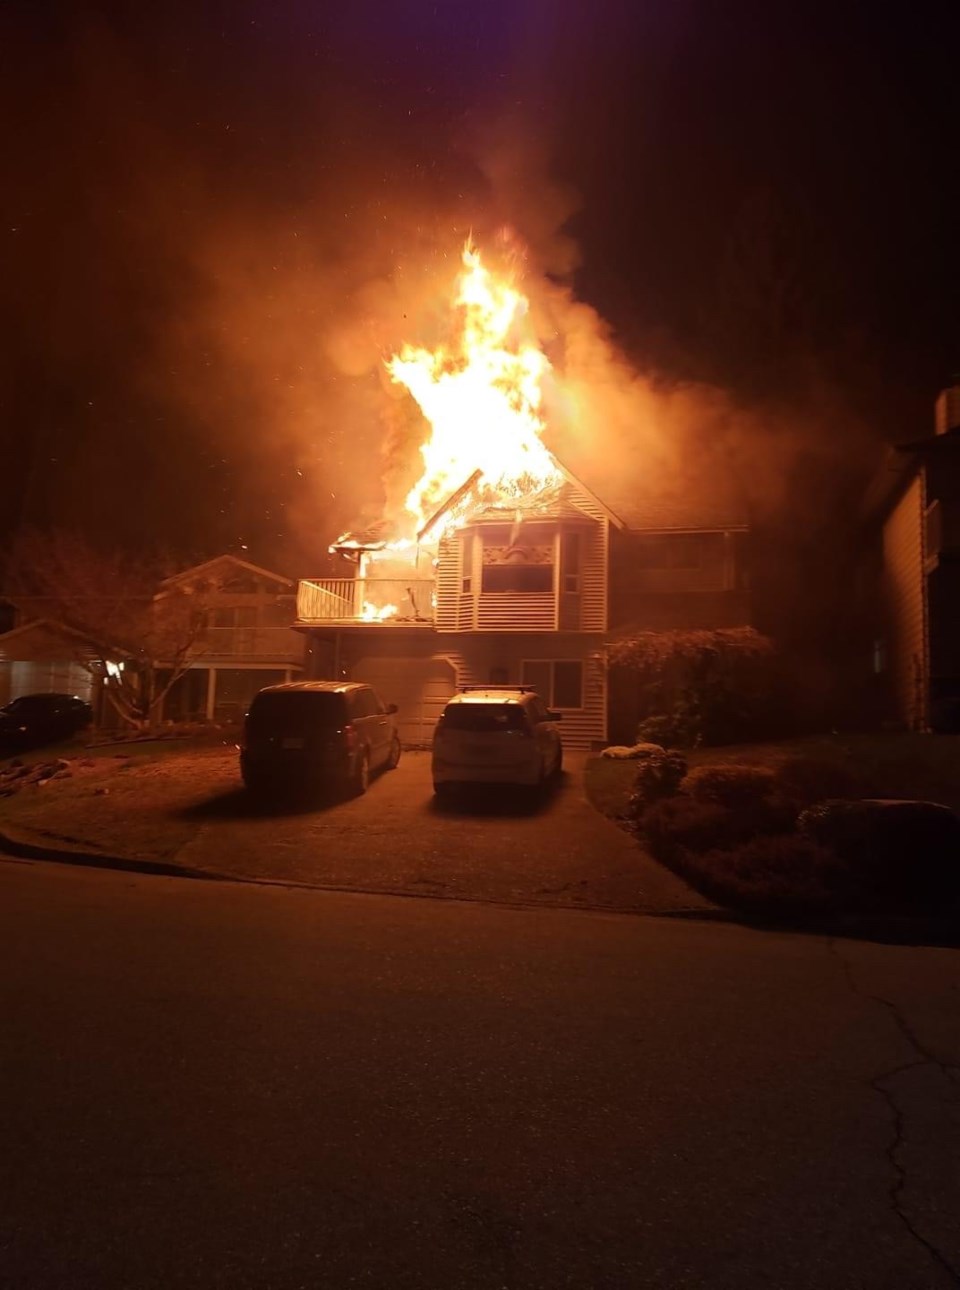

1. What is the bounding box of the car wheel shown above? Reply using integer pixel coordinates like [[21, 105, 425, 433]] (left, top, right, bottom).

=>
[[387, 734, 402, 769], [552, 745, 563, 779], [354, 749, 370, 796]]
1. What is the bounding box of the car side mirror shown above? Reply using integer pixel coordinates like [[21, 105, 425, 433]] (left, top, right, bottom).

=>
[[386, 703, 398, 714], [545, 711, 562, 721]]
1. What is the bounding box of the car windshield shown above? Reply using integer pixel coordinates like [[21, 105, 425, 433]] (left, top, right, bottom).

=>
[[441, 704, 527, 733], [247, 691, 346, 735]]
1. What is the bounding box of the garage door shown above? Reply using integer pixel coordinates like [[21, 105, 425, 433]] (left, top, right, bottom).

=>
[[10, 661, 95, 704], [351, 657, 456, 748]]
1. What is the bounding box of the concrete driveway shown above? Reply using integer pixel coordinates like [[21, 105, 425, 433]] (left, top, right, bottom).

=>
[[169, 750, 710, 913]]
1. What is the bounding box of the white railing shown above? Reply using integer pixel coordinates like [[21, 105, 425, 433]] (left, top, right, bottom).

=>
[[201, 626, 305, 662], [297, 578, 435, 624]]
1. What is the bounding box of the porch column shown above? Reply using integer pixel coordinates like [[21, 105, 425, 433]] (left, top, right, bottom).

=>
[[205, 668, 217, 721]]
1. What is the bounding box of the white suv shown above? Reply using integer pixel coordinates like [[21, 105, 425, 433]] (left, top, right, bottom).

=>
[[432, 687, 563, 796]]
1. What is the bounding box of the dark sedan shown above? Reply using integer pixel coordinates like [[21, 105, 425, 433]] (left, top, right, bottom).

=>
[[0, 693, 93, 752]]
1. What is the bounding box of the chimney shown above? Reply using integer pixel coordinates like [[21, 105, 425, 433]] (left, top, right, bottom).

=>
[[935, 383, 960, 435]]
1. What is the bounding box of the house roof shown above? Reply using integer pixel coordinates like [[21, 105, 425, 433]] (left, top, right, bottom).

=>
[[333, 439, 748, 550], [560, 446, 749, 532], [0, 618, 104, 664], [586, 476, 748, 532], [159, 554, 295, 589], [415, 467, 620, 541], [329, 518, 395, 555], [861, 428, 960, 524]]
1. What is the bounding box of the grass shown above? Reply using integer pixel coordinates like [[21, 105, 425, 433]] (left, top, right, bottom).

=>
[[586, 733, 960, 821], [585, 734, 960, 920]]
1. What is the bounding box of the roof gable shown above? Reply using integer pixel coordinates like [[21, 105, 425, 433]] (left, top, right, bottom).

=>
[[160, 555, 294, 591], [0, 618, 102, 664]]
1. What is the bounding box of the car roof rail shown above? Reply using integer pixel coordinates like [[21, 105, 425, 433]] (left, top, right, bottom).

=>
[[458, 685, 537, 693]]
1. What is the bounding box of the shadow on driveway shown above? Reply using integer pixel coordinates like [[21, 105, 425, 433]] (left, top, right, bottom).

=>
[[428, 773, 567, 818], [176, 783, 352, 822]]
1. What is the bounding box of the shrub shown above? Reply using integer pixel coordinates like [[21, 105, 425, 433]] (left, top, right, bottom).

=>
[[611, 627, 779, 747], [626, 750, 688, 818], [799, 799, 960, 910], [640, 795, 796, 856], [683, 764, 777, 808], [675, 835, 849, 916], [637, 712, 701, 749], [772, 757, 863, 808]]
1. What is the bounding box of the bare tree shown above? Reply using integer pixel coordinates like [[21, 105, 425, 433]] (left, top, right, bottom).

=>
[[5, 529, 210, 728]]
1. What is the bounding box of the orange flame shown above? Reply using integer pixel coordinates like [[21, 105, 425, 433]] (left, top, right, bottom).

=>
[[388, 242, 560, 533]]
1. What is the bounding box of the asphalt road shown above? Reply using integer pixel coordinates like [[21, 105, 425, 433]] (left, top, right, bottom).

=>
[[2, 859, 959, 1289]]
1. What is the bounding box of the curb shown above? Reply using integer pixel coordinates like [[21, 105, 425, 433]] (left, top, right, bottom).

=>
[[1, 825, 957, 946], [0, 827, 227, 884]]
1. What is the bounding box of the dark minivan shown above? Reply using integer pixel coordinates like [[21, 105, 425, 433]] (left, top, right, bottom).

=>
[[239, 681, 401, 796]]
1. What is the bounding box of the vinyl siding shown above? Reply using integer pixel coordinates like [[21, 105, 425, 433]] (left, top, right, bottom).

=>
[[434, 486, 609, 634], [325, 630, 606, 748]]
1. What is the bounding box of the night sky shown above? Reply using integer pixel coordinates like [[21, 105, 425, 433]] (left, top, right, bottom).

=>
[[3, 1, 959, 577]]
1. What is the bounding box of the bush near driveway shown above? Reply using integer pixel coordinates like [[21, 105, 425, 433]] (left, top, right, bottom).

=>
[[626, 750, 688, 817], [683, 764, 777, 808], [770, 756, 863, 809], [585, 735, 960, 920], [641, 796, 797, 858], [799, 799, 960, 912], [670, 834, 849, 917]]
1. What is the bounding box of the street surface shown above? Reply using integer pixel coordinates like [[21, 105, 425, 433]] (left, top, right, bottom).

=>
[[1, 859, 959, 1289]]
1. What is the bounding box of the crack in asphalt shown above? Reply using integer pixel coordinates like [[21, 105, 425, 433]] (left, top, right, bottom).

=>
[[826, 938, 960, 1285]]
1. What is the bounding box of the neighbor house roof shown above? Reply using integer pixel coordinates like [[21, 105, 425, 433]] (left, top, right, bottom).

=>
[[861, 427, 960, 525], [159, 554, 294, 590], [0, 618, 105, 665]]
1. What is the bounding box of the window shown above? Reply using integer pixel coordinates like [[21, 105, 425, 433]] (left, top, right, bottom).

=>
[[461, 533, 475, 593], [482, 564, 553, 593], [479, 527, 554, 594], [441, 704, 528, 732], [633, 535, 705, 569], [521, 660, 584, 709], [560, 531, 581, 593], [351, 688, 381, 718]]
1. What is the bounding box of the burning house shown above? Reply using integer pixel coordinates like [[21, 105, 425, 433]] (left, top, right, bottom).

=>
[[295, 245, 751, 748]]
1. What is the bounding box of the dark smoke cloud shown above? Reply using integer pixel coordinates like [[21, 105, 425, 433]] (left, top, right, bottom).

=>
[[3, 0, 954, 646]]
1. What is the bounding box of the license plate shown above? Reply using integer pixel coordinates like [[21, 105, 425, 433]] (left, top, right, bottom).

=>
[[281, 736, 305, 750]]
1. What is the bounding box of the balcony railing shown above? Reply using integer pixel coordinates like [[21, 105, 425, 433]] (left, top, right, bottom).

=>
[[200, 626, 306, 662], [297, 578, 435, 625]]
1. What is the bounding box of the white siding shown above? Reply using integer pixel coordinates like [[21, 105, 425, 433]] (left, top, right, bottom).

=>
[[883, 474, 927, 729], [438, 638, 606, 748], [434, 485, 609, 634]]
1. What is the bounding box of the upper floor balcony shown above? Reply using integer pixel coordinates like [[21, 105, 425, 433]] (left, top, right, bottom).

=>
[[297, 578, 436, 625], [199, 625, 306, 664]]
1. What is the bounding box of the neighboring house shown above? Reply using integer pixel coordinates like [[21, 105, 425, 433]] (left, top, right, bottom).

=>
[[865, 385, 960, 732], [0, 618, 103, 709], [155, 556, 306, 722], [295, 459, 750, 748], [0, 554, 306, 722]]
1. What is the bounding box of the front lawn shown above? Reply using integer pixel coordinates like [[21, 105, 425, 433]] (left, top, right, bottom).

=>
[[586, 734, 960, 921], [587, 734, 960, 819], [0, 740, 238, 862]]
